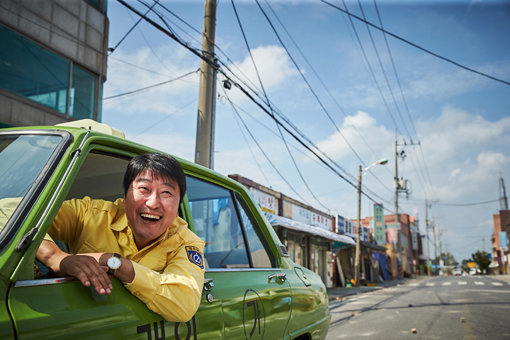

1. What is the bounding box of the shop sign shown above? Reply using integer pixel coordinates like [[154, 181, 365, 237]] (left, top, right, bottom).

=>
[[411, 225, 419, 250], [373, 203, 385, 244], [283, 200, 311, 224], [345, 220, 356, 239], [336, 215, 345, 234], [311, 212, 332, 231], [500, 231, 509, 250], [249, 187, 277, 214]]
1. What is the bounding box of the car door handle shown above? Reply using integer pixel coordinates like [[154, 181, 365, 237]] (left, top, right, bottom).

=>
[[268, 273, 287, 283], [204, 278, 214, 291]]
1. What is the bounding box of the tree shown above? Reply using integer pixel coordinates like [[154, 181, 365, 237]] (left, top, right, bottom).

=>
[[471, 250, 491, 274]]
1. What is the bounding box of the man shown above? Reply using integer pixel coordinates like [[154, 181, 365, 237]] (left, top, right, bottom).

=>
[[36, 153, 205, 322]]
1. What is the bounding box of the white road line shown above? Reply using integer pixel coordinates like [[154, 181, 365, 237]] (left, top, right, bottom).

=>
[[474, 281, 484, 285], [492, 282, 504, 286], [442, 282, 452, 286], [425, 283, 435, 287], [458, 281, 467, 285]]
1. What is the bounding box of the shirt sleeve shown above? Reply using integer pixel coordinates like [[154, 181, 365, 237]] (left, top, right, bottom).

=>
[[48, 197, 90, 248], [124, 237, 205, 322]]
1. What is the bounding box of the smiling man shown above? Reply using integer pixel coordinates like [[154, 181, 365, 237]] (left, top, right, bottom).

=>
[[36, 153, 205, 322]]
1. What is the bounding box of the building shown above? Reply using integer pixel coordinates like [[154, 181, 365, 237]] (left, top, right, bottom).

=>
[[0, 0, 108, 128], [492, 210, 510, 274], [229, 174, 354, 288]]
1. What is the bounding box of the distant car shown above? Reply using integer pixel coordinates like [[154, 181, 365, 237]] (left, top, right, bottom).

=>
[[0, 120, 330, 339], [452, 267, 462, 276]]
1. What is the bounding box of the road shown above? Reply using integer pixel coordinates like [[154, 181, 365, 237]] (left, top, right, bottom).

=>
[[327, 276, 510, 339]]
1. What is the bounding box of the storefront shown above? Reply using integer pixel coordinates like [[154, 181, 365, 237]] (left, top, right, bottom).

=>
[[265, 213, 355, 288]]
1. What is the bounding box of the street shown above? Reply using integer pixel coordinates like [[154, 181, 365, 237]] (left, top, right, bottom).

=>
[[327, 276, 510, 339]]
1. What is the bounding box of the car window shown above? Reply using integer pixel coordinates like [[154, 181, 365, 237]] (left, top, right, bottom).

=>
[[0, 134, 62, 233], [186, 176, 273, 269]]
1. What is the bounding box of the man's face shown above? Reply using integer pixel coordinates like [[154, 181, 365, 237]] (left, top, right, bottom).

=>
[[124, 169, 180, 249]]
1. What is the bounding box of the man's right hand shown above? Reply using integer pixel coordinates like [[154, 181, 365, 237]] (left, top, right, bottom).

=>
[[37, 240, 112, 295]]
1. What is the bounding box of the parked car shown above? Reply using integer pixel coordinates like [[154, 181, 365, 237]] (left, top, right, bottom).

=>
[[0, 120, 330, 339]]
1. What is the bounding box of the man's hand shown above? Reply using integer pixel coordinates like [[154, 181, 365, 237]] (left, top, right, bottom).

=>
[[60, 254, 112, 295], [37, 240, 112, 295]]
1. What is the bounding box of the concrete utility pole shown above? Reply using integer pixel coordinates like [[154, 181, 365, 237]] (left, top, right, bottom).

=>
[[394, 140, 403, 278], [354, 165, 363, 286], [425, 199, 431, 276], [195, 0, 217, 169]]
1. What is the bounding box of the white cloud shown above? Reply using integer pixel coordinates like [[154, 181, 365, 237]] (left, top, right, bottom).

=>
[[315, 110, 394, 161], [220, 45, 299, 104]]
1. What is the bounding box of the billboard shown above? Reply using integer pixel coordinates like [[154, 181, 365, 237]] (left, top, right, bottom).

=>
[[373, 203, 385, 244]]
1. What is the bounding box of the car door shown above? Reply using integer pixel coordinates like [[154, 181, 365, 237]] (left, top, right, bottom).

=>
[[7, 147, 220, 339], [186, 175, 292, 340]]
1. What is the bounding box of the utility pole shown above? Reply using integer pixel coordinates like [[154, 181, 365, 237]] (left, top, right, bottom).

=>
[[354, 165, 362, 286], [425, 199, 431, 276], [394, 140, 402, 278], [195, 0, 217, 169]]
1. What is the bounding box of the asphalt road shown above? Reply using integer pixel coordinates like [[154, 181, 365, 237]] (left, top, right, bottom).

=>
[[327, 275, 510, 339]]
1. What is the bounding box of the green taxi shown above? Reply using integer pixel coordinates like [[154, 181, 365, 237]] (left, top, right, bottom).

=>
[[0, 120, 330, 339]]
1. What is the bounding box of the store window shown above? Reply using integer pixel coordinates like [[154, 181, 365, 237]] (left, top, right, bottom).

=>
[[0, 25, 98, 119]]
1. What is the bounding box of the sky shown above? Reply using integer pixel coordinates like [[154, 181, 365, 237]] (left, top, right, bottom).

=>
[[102, 0, 510, 263]]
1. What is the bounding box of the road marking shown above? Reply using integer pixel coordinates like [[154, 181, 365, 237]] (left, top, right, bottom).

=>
[[458, 281, 467, 285], [442, 282, 452, 286], [492, 282, 504, 286], [425, 282, 435, 287], [474, 281, 484, 285]]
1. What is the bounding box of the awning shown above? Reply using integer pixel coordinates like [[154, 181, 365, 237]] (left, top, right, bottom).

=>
[[264, 212, 355, 245]]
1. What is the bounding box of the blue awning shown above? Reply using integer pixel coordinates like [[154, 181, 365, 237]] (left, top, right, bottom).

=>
[[264, 212, 355, 245]]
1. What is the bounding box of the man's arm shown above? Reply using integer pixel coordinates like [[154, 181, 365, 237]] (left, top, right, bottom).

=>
[[36, 239, 115, 295], [123, 239, 205, 322]]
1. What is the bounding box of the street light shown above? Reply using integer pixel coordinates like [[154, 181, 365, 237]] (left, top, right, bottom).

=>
[[354, 158, 388, 286]]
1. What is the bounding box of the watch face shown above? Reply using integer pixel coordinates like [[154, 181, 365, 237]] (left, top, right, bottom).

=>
[[107, 256, 122, 270]]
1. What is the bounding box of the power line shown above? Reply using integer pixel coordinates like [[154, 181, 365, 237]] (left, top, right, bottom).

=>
[[231, 0, 330, 211], [256, 0, 368, 168], [435, 199, 500, 207], [103, 68, 198, 100], [109, 0, 159, 54], [321, 0, 510, 86], [117, 0, 393, 210]]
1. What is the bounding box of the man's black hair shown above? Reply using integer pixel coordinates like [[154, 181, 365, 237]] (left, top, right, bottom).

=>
[[123, 153, 186, 203]]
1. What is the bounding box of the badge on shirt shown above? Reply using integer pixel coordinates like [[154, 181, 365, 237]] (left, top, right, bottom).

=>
[[186, 246, 204, 269]]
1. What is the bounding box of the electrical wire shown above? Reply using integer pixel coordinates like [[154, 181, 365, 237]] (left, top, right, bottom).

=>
[[263, 0, 394, 196], [103, 68, 199, 100], [321, 0, 510, 86], [255, 0, 367, 168], [109, 0, 159, 55], [231, 0, 330, 211], [435, 199, 500, 207], [116, 0, 395, 211]]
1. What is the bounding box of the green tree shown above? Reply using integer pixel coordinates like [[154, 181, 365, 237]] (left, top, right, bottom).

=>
[[471, 251, 491, 274]]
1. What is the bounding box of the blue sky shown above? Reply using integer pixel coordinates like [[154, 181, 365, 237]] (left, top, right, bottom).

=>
[[103, 0, 510, 263]]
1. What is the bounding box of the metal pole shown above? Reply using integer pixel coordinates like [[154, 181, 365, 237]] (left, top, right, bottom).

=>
[[354, 165, 362, 286], [195, 0, 217, 168]]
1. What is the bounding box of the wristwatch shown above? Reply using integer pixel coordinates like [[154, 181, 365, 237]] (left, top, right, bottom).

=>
[[107, 253, 122, 275]]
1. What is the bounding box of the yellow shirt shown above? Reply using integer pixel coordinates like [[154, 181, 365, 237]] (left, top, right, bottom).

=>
[[49, 196, 205, 322]]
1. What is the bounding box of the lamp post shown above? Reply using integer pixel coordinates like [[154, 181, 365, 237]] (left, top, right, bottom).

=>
[[354, 158, 388, 286]]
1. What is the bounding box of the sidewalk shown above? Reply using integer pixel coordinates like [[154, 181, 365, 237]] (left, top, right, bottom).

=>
[[327, 279, 408, 301]]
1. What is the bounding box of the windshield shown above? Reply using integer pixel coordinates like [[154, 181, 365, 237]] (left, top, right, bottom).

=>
[[0, 134, 62, 232]]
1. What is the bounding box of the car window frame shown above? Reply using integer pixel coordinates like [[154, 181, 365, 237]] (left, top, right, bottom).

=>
[[185, 174, 277, 271], [0, 130, 72, 251]]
